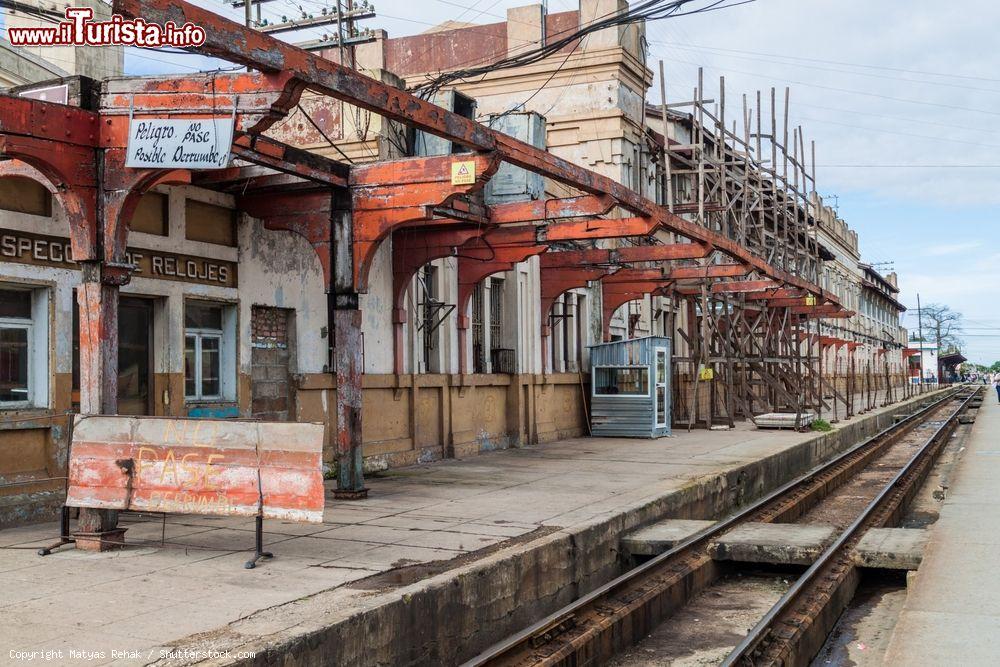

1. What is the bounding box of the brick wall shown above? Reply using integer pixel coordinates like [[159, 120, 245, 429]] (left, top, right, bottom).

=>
[[251, 306, 293, 421]]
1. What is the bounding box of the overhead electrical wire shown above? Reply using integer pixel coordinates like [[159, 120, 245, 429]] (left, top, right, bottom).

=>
[[658, 56, 1000, 119], [651, 42, 1000, 95], [411, 0, 756, 100], [654, 41, 1000, 85]]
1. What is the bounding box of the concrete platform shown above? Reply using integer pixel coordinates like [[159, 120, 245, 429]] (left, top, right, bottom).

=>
[[708, 521, 837, 566], [884, 392, 1000, 666], [0, 389, 941, 666], [851, 527, 927, 570], [621, 519, 715, 557]]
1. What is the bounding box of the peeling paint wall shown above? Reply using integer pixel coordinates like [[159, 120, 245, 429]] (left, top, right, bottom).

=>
[[0, 183, 327, 527]]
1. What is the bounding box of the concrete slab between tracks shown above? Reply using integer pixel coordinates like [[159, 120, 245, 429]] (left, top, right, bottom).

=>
[[884, 390, 1000, 666], [852, 527, 927, 570], [708, 521, 837, 566], [0, 389, 945, 667]]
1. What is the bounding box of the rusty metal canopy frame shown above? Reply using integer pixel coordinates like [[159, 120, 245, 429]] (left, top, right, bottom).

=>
[[0, 0, 890, 529]]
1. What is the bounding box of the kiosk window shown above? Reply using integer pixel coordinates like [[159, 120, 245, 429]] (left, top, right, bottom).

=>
[[594, 367, 649, 395]]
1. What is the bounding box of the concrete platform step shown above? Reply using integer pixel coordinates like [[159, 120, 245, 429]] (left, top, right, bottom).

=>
[[708, 522, 837, 565], [852, 527, 928, 570], [621, 519, 716, 557]]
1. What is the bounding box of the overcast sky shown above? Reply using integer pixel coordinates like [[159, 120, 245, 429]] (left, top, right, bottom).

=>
[[125, 0, 1000, 364]]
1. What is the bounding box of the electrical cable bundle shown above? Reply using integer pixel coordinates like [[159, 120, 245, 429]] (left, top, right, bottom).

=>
[[410, 0, 755, 101]]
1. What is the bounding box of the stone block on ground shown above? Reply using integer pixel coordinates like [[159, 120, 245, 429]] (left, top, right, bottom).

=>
[[709, 522, 837, 565], [755, 412, 817, 429], [852, 527, 927, 570], [621, 519, 716, 557]]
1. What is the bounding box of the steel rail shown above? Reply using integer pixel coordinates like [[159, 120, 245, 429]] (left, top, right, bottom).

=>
[[463, 387, 964, 667], [722, 386, 980, 666]]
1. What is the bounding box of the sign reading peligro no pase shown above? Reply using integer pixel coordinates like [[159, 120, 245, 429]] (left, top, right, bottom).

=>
[[0, 228, 238, 288], [126, 118, 234, 170]]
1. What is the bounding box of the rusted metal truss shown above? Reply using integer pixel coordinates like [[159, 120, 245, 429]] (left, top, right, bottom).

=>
[[111, 0, 841, 308]]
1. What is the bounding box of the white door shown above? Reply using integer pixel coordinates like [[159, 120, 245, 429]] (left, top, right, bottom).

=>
[[655, 347, 668, 428]]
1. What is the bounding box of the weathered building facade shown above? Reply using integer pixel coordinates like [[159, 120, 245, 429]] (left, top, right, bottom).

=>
[[0, 0, 905, 533]]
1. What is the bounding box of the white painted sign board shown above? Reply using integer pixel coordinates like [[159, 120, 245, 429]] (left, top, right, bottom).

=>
[[125, 117, 234, 170]]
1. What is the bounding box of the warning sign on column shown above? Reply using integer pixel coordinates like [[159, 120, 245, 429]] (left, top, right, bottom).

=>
[[451, 160, 476, 185]]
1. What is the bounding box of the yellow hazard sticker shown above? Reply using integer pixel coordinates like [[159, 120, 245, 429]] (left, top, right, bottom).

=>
[[805, 294, 817, 306], [451, 160, 476, 185], [698, 366, 715, 381]]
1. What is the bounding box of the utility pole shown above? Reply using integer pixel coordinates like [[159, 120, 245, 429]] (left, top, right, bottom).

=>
[[917, 292, 924, 393], [228, 0, 376, 58]]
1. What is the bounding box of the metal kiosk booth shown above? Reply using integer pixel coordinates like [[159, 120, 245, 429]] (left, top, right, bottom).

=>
[[589, 336, 671, 438]]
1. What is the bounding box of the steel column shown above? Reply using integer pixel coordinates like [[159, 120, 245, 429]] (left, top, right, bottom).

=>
[[331, 190, 366, 497]]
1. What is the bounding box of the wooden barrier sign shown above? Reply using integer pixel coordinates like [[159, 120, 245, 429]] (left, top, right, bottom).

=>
[[65, 416, 325, 523]]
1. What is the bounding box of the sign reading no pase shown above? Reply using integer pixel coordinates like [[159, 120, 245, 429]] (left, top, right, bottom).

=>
[[126, 118, 234, 170], [66, 415, 325, 523]]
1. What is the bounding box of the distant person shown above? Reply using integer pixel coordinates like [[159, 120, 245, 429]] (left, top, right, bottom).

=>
[[993, 372, 1000, 403]]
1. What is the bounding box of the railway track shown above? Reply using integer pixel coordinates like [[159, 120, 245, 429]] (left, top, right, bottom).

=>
[[463, 387, 981, 667]]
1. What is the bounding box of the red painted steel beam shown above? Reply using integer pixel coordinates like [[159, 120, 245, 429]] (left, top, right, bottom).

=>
[[455, 234, 548, 374], [192, 166, 317, 193], [230, 133, 349, 187], [113, 0, 838, 305], [767, 296, 814, 307], [711, 280, 781, 294], [100, 149, 193, 275], [488, 195, 615, 223], [0, 95, 99, 147], [616, 243, 712, 263], [541, 216, 657, 242], [454, 219, 669, 373], [601, 285, 661, 342], [350, 152, 500, 290], [539, 242, 710, 269], [601, 268, 670, 284], [239, 189, 334, 284], [668, 263, 749, 280], [391, 225, 490, 374], [744, 288, 807, 301], [540, 266, 611, 372], [790, 305, 854, 318], [0, 135, 98, 261], [0, 160, 58, 190], [99, 70, 307, 137]]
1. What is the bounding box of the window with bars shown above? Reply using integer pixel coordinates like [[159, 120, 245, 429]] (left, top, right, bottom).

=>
[[421, 265, 437, 372], [562, 294, 573, 371], [489, 278, 504, 351], [471, 282, 485, 373], [488, 278, 513, 373]]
